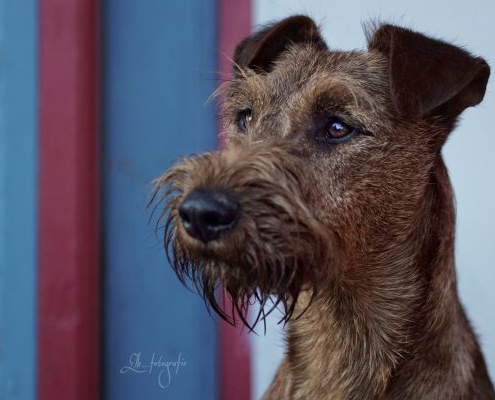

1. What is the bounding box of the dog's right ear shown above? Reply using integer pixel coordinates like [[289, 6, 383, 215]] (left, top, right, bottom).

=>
[[233, 15, 326, 76], [369, 24, 490, 120]]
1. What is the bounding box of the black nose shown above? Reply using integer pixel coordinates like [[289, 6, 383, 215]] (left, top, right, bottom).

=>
[[178, 188, 240, 243]]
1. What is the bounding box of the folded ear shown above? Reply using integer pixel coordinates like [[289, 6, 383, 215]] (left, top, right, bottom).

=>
[[233, 15, 326, 76], [368, 25, 490, 119]]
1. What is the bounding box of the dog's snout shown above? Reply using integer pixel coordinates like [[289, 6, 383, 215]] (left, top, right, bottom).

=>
[[178, 188, 240, 243]]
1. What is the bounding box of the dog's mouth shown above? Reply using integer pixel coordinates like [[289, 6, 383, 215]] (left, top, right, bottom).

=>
[[150, 141, 336, 327]]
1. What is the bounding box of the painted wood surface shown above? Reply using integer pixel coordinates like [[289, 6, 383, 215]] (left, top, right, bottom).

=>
[[0, 0, 38, 399], [38, 0, 100, 398], [102, 1, 218, 398]]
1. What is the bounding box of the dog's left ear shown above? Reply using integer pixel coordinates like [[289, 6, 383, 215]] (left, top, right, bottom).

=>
[[233, 15, 326, 76], [369, 25, 490, 119]]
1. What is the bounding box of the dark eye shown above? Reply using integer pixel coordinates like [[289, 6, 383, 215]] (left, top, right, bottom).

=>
[[316, 117, 357, 143], [236, 109, 252, 133]]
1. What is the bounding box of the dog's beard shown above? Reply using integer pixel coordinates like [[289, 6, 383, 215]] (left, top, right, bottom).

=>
[[168, 216, 330, 330], [150, 142, 334, 330]]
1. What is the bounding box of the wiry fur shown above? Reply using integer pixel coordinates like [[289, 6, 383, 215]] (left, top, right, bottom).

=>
[[152, 138, 336, 328], [151, 15, 494, 399]]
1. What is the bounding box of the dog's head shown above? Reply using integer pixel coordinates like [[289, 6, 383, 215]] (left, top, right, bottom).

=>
[[152, 16, 489, 327]]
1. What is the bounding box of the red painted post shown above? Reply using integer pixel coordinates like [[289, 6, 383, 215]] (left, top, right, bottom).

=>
[[38, 0, 100, 399], [218, 1, 252, 399]]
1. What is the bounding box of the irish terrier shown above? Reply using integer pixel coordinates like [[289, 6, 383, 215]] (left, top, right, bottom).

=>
[[151, 15, 494, 399]]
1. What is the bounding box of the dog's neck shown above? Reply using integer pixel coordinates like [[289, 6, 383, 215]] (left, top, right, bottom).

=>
[[283, 156, 476, 399]]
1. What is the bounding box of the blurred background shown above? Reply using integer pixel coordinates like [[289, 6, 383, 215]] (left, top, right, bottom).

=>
[[0, 0, 493, 399]]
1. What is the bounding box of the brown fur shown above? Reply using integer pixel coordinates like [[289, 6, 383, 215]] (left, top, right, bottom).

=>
[[151, 15, 494, 399]]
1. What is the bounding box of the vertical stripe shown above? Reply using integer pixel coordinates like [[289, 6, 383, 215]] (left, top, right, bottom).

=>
[[102, 1, 218, 399], [217, 1, 252, 400], [38, 0, 100, 399], [0, 0, 38, 399]]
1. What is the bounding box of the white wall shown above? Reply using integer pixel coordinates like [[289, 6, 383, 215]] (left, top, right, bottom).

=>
[[250, 1, 495, 398]]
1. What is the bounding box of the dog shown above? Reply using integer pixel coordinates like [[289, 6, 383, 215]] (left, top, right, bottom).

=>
[[151, 15, 494, 399]]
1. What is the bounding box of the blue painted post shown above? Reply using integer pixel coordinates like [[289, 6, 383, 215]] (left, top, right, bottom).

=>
[[102, 1, 218, 399], [0, 0, 38, 399]]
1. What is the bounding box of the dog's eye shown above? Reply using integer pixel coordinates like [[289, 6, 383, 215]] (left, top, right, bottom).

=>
[[318, 117, 357, 143], [236, 109, 252, 133]]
